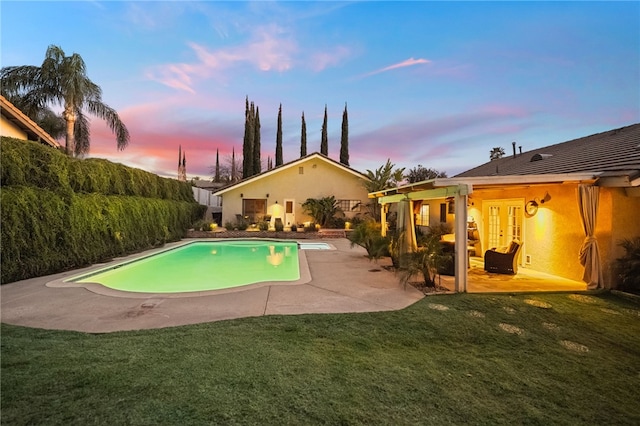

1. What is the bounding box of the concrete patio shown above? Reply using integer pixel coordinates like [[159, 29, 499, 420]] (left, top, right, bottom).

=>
[[1, 238, 587, 334], [438, 257, 587, 293], [0, 239, 424, 333]]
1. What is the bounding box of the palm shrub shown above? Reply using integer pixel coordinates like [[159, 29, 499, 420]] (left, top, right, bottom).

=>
[[302, 196, 342, 228], [397, 229, 451, 289], [348, 220, 389, 261], [614, 237, 640, 292]]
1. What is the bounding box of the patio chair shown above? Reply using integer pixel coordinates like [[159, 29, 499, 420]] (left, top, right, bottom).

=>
[[484, 240, 522, 275]]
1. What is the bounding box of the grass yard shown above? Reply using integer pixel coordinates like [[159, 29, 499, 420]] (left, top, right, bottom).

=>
[[2, 292, 639, 425]]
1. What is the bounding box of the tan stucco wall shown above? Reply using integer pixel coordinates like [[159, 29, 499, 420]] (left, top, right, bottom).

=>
[[219, 157, 370, 227], [0, 115, 28, 140]]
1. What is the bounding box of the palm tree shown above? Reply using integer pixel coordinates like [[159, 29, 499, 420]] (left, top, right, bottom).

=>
[[362, 159, 405, 220], [490, 147, 505, 161], [1, 45, 129, 156]]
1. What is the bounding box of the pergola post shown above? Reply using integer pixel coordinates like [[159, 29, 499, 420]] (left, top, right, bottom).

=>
[[380, 203, 388, 237], [454, 188, 468, 292]]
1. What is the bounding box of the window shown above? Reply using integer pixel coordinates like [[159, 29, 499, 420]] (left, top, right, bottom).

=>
[[416, 204, 430, 226], [337, 199, 361, 212], [242, 199, 267, 221], [440, 203, 447, 223]]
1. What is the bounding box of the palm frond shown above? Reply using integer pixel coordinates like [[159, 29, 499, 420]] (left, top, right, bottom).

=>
[[74, 110, 91, 156], [85, 99, 130, 150]]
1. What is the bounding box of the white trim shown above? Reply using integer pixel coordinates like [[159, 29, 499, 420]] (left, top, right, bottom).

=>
[[434, 173, 600, 187]]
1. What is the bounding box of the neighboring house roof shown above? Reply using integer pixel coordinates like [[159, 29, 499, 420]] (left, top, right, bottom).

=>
[[192, 179, 226, 191], [213, 152, 369, 195], [455, 123, 640, 182], [0, 95, 60, 148]]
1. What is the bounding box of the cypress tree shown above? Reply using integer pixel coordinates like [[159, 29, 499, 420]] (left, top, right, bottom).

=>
[[253, 106, 261, 174], [275, 103, 283, 166], [300, 111, 307, 157], [215, 148, 220, 182], [231, 147, 237, 182], [340, 102, 349, 165], [242, 97, 254, 178], [321, 104, 328, 155]]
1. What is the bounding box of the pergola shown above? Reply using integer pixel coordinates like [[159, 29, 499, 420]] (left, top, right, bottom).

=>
[[369, 180, 471, 292]]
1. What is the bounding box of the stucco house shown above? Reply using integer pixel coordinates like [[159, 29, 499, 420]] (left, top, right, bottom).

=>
[[371, 123, 640, 291], [213, 153, 370, 230], [0, 95, 60, 148]]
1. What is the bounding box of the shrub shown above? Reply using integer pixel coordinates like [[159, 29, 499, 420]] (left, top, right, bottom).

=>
[[328, 216, 346, 229], [615, 237, 640, 292], [302, 196, 342, 228], [396, 231, 451, 289], [1, 137, 195, 202], [348, 220, 389, 261]]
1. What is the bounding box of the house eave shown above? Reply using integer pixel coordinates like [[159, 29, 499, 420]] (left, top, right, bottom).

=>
[[368, 173, 599, 199], [0, 95, 60, 148], [433, 173, 600, 189]]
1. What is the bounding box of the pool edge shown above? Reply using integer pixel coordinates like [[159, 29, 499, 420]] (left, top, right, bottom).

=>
[[46, 238, 314, 299]]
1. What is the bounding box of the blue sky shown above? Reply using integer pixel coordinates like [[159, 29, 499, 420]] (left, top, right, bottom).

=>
[[2, 1, 638, 179]]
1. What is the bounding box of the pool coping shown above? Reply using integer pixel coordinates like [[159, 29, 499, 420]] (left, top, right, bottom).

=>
[[46, 239, 316, 299]]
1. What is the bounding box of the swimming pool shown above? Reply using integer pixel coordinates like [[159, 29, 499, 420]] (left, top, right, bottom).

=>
[[65, 240, 306, 294]]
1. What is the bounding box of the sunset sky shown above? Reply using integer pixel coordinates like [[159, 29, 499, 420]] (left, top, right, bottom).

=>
[[2, 1, 638, 180]]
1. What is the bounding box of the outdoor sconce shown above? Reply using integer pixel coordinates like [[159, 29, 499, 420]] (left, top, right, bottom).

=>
[[266, 193, 269, 198], [240, 193, 243, 198], [540, 192, 551, 204], [525, 192, 551, 217]]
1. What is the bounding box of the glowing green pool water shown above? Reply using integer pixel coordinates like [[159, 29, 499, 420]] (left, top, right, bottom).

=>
[[69, 240, 300, 293]]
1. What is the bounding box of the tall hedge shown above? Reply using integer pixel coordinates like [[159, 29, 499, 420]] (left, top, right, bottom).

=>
[[1, 137, 205, 284]]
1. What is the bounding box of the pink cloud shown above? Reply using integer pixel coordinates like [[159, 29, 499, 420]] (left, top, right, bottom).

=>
[[309, 46, 351, 72], [146, 25, 298, 92], [87, 105, 242, 178], [362, 57, 431, 78]]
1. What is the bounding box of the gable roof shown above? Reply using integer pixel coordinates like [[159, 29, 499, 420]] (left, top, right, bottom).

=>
[[213, 152, 369, 195], [455, 123, 640, 182], [0, 95, 60, 148]]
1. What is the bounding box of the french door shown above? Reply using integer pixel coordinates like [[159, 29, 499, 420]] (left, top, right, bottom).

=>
[[483, 199, 524, 250]]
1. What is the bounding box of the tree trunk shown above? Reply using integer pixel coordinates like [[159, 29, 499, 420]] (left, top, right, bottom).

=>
[[63, 106, 76, 156]]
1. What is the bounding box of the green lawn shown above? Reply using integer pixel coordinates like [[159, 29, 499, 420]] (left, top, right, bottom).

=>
[[2, 292, 639, 425]]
